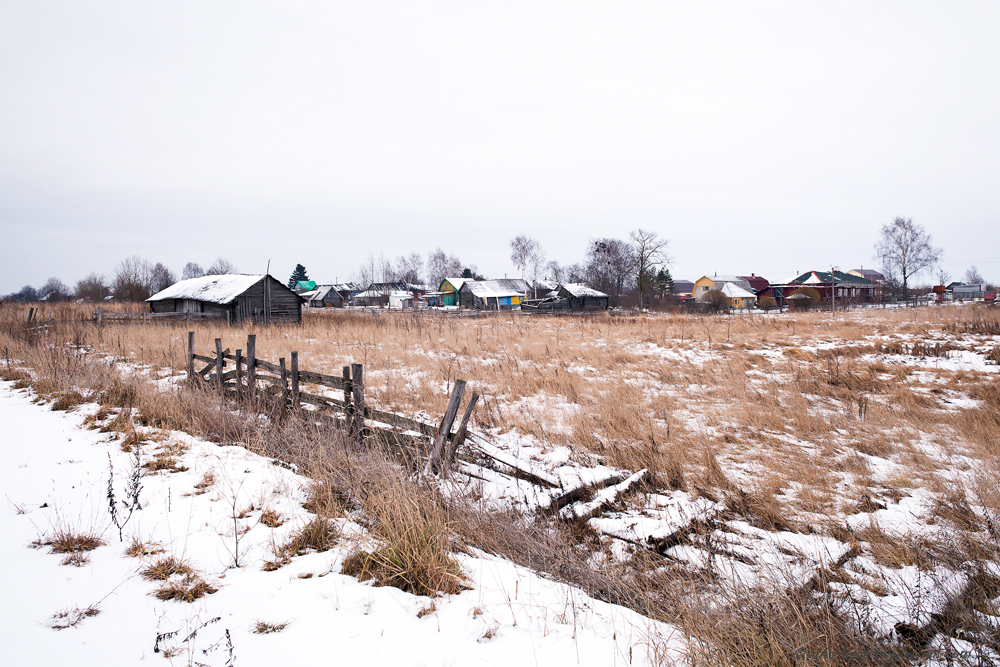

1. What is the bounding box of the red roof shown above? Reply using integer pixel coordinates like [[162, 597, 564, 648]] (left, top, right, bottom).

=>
[[740, 275, 770, 292]]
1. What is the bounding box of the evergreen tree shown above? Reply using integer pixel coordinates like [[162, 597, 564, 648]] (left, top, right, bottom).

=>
[[655, 268, 674, 296], [287, 264, 310, 290]]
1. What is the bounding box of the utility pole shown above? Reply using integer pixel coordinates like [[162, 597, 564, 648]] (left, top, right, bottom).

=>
[[831, 266, 836, 314]]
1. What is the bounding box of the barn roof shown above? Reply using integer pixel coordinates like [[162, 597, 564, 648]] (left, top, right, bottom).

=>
[[440, 277, 467, 292], [146, 275, 267, 304], [559, 283, 609, 298]]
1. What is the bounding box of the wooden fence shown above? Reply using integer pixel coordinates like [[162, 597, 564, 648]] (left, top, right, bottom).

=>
[[186, 331, 480, 475]]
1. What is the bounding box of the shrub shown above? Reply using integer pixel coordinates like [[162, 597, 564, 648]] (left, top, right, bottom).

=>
[[703, 289, 731, 313], [789, 286, 821, 308], [758, 295, 776, 311]]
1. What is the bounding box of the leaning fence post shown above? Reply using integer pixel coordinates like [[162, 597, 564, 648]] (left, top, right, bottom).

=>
[[235, 349, 243, 401], [342, 366, 353, 422], [187, 331, 195, 384], [429, 380, 467, 474], [247, 334, 256, 401], [290, 351, 300, 409], [279, 357, 288, 407], [351, 363, 365, 443], [215, 338, 224, 390], [444, 391, 479, 476]]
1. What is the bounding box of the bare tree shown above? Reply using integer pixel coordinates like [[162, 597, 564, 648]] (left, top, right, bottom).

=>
[[630, 229, 671, 308], [150, 263, 176, 293], [426, 248, 463, 288], [509, 235, 538, 283], [395, 253, 424, 285], [546, 260, 565, 284], [205, 258, 238, 275], [75, 273, 110, 302], [528, 241, 546, 298], [585, 238, 635, 297], [39, 277, 70, 302], [182, 262, 205, 280], [703, 288, 731, 313], [112, 255, 155, 302], [964, 266, 985, 285], [874, 217, 942, 300]]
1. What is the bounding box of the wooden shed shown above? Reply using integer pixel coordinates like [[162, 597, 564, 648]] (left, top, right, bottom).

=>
[[558, 283, 609, 310], [458, 279, 530, 310], [146, 274, 302, 324]]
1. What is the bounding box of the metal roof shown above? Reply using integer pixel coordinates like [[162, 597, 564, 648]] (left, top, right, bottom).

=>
[[146, 275, 266, 304], [559, 283, 609, 298], [439, 277, 467, 292], [463, 280, 524, 298], [781, 270, 875, 286], [721, 282, 756, 299]]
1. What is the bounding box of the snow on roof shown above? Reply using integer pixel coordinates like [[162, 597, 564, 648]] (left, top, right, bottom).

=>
[[440, 277, 467, 292], [560, 283, 609, 298], [721, 282, 756, 299], [464, 280, 524, 298], [146, 275, 265, 304], [710, 275, 753, 291]]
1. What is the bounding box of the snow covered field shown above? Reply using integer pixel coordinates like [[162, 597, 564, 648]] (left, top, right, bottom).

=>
[[1, 382, 681, 666]]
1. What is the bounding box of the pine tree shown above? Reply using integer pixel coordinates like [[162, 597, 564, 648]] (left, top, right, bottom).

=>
[[655, 268, 674, 296], [287, 264, 310, 290]]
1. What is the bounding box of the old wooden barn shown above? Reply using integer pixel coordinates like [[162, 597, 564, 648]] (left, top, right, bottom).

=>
[[146, 274, 302, 323], [558, 283, 610, 310]]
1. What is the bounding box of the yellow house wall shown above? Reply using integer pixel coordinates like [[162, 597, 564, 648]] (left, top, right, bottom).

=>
[[693, 276, 716, 302]]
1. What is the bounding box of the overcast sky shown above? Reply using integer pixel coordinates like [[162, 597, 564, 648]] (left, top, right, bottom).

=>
[[2, 1, 999, 294]]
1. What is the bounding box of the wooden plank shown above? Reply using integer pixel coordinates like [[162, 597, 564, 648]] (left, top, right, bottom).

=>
[[253, 357, 281, 374], [215, 338, 224, 390], [297, 369, 346, 391], [342, 366, 352, 418], [559, 470, 650, 521], [279, 357, 288, 406], [298, 391, 348, 411], [247, 334, 256, 401], [187, 331, 194, 383], [364, 407, 436, 437], [351, 363, 365, 443], [429, 380, 466, 474], [256, 373, 282, 384], [235, 349, 243, 401], [196, 361, 215, 378], [290, 351, 300, 409], [444, 392, 479, 474]]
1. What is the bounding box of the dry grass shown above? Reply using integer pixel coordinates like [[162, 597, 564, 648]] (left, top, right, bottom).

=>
[[6, 303, 1000, 662], [252, 620, 289, 634], [154, 575, 219, 602], [32, 527, 105, 557], [140, 555, 192, 581], [124, 537, 163, 557]]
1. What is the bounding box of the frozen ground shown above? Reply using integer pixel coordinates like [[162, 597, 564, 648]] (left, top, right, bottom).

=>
[[0, 381, 681, 667]]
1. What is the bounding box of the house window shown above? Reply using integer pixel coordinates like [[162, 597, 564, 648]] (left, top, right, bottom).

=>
[[703, 286, 709, 291]]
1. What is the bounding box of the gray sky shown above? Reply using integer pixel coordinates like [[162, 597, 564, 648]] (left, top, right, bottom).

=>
[[2, 1, 999, 294]]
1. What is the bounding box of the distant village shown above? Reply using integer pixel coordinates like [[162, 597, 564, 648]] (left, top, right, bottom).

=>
[[5, 225, 994, 323]]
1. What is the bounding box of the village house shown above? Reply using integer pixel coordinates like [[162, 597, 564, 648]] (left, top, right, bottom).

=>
[[720, 282, 757, 309], [458, 279, 530, 310], [557, 283, 610, 310], [692, 275, 753, 302], [775, 270, 878, 304], [438, 278, 467, 306], [146, 274, 302, 323]]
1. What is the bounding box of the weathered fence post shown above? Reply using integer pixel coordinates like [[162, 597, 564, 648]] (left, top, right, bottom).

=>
[[429, 380, 466, 474], [351, 363, 365, 444], [95, 307, 101, 327], [279, 357, 288, 407], [443, 391, 479, 476], [290, 351, 300, 409], [235, 349, 243, 401], [247, 334, 256, 401], [27, 307, 34, 323], [215, 338, 224, 390], [187, 331, 195, 384]]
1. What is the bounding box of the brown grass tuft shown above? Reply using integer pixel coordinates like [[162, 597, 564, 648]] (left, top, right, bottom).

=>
[[140, 555, 192, 581], [154, 575, 218, 602]]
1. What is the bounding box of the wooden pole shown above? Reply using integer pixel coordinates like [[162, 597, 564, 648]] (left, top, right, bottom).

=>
[[96, 307, 101, 327], [290, 351, 300, 409], [215, 338, 224, 390], [27, 307, 34, 323], [351, 363, 365, 444], [235, 349, 243, 401], [342, 365, 353, 424], [279, 357, 288, 407], [187, 331, 195, 384], [429, 380, 466, 474], [444, 391, 479, 475], [247, 334, 256, 401]]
